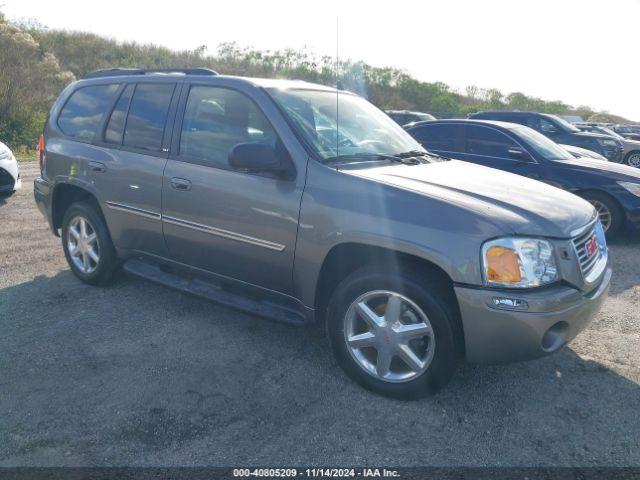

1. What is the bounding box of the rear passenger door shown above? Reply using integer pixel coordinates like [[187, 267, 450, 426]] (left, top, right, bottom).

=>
[[161, 84, 303, 294], [93, 81, 180, 256]]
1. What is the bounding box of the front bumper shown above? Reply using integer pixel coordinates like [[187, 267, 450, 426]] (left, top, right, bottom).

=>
[[603, 147, 624, 163], [454, 266, 612, 364], [0, 167, 19, 193]]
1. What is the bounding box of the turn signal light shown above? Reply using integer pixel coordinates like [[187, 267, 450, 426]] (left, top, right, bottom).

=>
[[485, 246, 522, 283]]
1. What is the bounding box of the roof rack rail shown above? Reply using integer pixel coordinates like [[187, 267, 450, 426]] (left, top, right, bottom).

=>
[[83, 67, 218, 79]]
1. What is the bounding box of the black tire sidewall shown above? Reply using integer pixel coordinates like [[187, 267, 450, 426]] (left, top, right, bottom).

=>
[[61, 202, 118, 285], [327, 267, 459, 399]]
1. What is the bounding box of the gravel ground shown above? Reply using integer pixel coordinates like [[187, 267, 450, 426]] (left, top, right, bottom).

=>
[[0, 162, 638, 467]]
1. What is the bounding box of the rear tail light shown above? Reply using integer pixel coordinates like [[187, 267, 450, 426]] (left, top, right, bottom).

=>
[[38, 134, 45, 171]]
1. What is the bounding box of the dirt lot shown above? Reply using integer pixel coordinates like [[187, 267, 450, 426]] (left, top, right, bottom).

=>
[[1, 162, 638, 467]]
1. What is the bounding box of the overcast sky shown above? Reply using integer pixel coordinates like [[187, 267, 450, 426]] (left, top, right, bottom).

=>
[[3, 0, 639, 120]]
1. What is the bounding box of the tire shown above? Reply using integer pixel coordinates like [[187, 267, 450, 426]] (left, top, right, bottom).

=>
[[580, 192, 624, 239], [327, 265, 461, 399], [61, 201, 120, 286], [625, 151, 640, 168]]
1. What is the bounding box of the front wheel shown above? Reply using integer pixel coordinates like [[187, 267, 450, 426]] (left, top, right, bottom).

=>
[[62, 201, 120, 285], [625, 151, 640, 168], [327, 266, 461, 399], [580, 192, 623, 239]]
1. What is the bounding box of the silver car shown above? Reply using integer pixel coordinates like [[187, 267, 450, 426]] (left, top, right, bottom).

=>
[[34, 69, 611, 398]]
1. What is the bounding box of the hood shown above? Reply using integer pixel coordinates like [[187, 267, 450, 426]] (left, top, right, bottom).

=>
[[555, 156, 640, 180], [348, 160, 595, 238], [574, 131, 614, 141]]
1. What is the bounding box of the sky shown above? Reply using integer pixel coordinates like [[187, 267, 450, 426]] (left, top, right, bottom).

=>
[[3, 0, 639, 120]]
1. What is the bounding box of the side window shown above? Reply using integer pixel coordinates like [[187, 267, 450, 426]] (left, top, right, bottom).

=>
[[104, 84, 134, 144], [58, 84, 119, 140], [411, 124, 463, 152], [179, 86, 279, 170], [466, 125, 518, 158], [539, 118, 560, 134], [390, 113, 410, 126], [123, 83, 175, 152], [502, 115, 526, 125]]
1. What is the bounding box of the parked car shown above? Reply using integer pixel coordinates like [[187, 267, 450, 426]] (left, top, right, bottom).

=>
[[469, 111, 625, 162], [561, 144, 608, 162], [35, 69, 611, 398], [386, 110, 435, 126], [0, 141, 21, 197], [612, 125, 640, 142], [575, 123, 640, 168], [406, 119, 640, 238]]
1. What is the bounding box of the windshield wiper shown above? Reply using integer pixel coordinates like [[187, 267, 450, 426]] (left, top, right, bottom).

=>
[[323, 152, 421, 165], [396, 150, 450, 161]]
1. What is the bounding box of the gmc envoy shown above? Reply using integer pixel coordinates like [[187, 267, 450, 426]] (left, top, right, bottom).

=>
[[34, 68, 611, 398]]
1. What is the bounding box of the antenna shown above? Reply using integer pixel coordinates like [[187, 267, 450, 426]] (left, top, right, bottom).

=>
[[336, 17, 339, 160]]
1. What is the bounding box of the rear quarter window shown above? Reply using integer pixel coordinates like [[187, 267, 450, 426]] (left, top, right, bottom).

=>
[[57, 84, 119, 140]]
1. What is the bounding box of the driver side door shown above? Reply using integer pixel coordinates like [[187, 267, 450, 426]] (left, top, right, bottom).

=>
[[161, 84, 303, 294]]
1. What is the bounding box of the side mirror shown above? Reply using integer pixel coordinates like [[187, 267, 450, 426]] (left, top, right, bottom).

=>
[[507, 147, 532, 162], [228, 143, 287, 175]]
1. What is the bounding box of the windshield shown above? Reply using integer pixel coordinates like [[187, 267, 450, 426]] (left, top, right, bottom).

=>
[[267, 88, 425, 161], [597, 126, 624, 139], [417, 113, 436, 121], [515, 126, 574, 161], [547, 114, 581, 133]]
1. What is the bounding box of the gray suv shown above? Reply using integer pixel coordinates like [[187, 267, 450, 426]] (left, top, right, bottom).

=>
[[35, 68, 612, 398]]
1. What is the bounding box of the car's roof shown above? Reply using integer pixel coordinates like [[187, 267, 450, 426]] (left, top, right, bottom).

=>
[[406, 118, 524, 131], [227, 76, 337, 91], [78, 71, 337, 92], [472, 110, 554, 118], [386, 110, 430, 115]]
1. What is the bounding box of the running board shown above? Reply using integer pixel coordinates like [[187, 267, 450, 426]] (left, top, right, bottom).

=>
[[123, 258, 307, 325]]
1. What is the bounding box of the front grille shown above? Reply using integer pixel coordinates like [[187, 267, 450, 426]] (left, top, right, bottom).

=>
[[572, 225, 601, 277]]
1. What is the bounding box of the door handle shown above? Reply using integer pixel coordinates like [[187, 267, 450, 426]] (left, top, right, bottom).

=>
[[89, 161, 106, 173], [170, 177, 192, 191]]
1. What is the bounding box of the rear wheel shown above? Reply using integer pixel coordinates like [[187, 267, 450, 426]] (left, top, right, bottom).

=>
[[580, 192, 623, 239], [625, 151, 640, 168], [62, 201, 120, 285], [327, 266, 461, 399]]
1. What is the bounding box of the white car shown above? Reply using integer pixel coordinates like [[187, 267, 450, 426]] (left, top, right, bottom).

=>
[[0, 141, 21, 196]]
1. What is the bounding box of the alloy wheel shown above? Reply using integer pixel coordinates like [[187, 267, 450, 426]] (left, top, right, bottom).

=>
[[67, 216, 100, 274], [627, 153, 640, 168], [343, 290, 435, 383], [588, 200, 612, 233]]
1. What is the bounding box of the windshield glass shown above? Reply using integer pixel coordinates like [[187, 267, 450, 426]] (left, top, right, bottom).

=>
[[597, 126, 624, 139], [547, 115, 581, 133], [267, 88, 425, 161], [515, 126, 574, 161], [417, 113, 436, 121]]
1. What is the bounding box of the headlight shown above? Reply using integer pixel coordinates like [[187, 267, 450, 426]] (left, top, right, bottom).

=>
[[482, 237, 558, 288], [618, 181, 640, 197], [596, 138, 619, 147]]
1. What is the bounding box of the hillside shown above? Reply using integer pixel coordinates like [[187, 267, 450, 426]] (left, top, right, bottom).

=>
[[0, 10, 634, 150]]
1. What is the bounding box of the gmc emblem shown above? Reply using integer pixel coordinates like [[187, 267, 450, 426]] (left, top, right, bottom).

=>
[[585, 235, 599, 258]]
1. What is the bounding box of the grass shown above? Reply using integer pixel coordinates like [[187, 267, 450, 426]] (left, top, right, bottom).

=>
[[14, 151, 37, 162]]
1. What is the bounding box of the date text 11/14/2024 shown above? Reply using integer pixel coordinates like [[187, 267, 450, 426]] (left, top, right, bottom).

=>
[[233, 468, 400, 478]]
